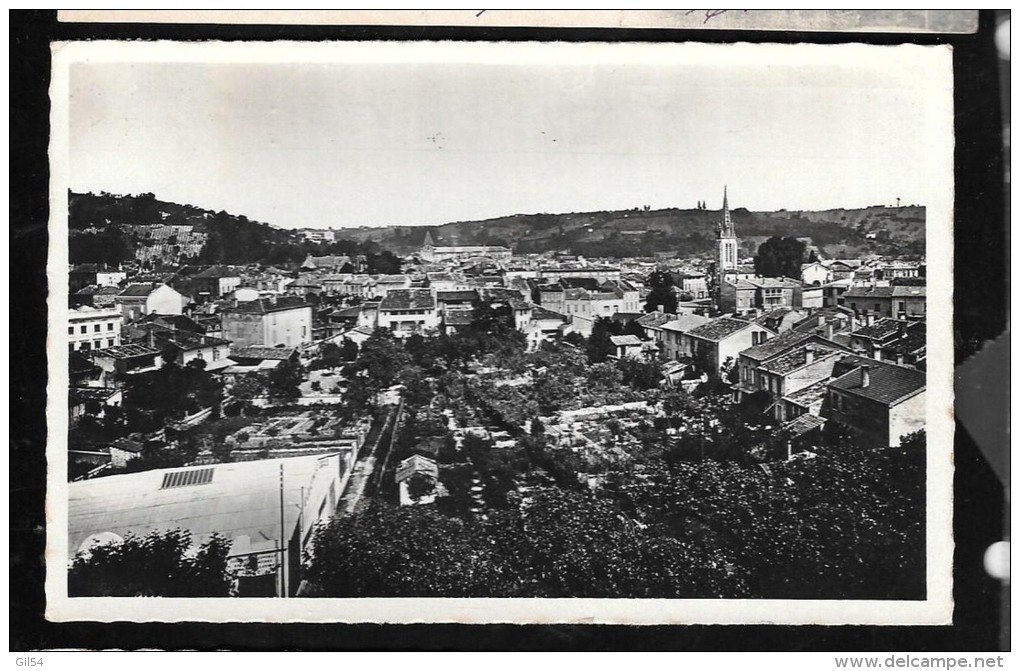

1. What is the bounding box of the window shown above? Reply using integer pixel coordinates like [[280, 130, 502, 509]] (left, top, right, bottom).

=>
[[68, 326, 74, 335], [94, 340, 102, 348], [107, 322, 114, 331], [107, 338, 115, 347], [80, 342, 90, 351], [874, 303, 881, 313], [94, 324, 101, 333], [80, 325, 87, 334], [212, 348, 220, 361]]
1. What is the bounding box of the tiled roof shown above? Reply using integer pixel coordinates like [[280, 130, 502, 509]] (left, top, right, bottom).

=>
[[395, 454, 439, 482], [87, 344, 161, 360], [332, 306, 364, 319], [740, 330, 814, 362], [759, 345, 843, 375], [660, 313, 712, 333], [379, 289, 436, 311], [636, 311, 676, 328], [854, 318, 905, 341], [137, 325, 230, 351], [136, 313, 205, 333], [231, 346, 297, 361], [436, 290, 479, 303], [882, 322, 926, 355], [783, 414, 826, 437], [117, 282, 163, 297], [685, 317, 757, 342], [222, 296, 311, 314], [846, 285, 926, 300], [783, 379, 830, 409], [530, 306, 567, 321], [610, 335, 642, 347], [829, 357, 925, 406]]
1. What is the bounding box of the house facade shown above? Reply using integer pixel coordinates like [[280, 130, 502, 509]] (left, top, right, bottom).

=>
[[68, 306, 123, 352], [221, 296, 313, 348], [823, 357, 926, 448], [378, 289, 439, 337], [115, 283, 189, 321], [681, 317, 775, 374]]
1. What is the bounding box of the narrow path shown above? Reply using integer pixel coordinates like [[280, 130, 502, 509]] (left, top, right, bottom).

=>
[[337, 401, 397, 517]]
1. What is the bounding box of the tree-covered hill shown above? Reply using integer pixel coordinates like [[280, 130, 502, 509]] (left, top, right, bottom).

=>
[[67, 190, 926, 266], [332, 204, 926, 259]]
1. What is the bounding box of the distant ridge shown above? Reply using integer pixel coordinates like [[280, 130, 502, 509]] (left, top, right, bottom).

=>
[[68, 190, 925, 265]]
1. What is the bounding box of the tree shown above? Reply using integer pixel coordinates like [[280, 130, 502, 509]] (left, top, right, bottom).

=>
[[68, 529, 233, 597], [304, 504, 518, 597], [586, 317, 615, 364], [266, 357, 304, 403], [354, 328, 413, 394], [643, 270, 678, 313], [405, 472, 437, 501], [753, 236, 806, 278], [365, 250, 402, 275]]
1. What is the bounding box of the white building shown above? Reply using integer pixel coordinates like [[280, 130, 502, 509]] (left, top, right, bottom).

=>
[[221, 296, 313, 348], [68, 306, 123, 352], [378, 289, 439, 337], [68, 452, 355, 597], [115, 282, 189, 321]]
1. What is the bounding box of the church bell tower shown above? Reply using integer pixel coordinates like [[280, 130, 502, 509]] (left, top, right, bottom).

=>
[[716, 185, 738, 280]]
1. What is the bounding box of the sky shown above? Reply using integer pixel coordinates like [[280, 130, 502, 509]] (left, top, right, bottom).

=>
[[68, 42, 953, 229]]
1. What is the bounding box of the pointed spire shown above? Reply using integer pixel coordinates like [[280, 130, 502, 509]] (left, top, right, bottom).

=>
[[423, 230, 435, 247], [721, 185, 735, 238]]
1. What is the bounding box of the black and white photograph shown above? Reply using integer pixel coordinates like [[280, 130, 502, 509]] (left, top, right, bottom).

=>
[[45, 39, 954, 625]]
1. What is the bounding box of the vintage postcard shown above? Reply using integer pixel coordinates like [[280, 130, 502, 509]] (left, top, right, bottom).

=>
[[46, 40, 954, 625]]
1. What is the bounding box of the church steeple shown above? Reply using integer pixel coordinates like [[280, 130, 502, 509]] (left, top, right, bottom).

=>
[[716, 185, 739, 277], [720, 185, 735, 238], [422, 230, 435, 247]]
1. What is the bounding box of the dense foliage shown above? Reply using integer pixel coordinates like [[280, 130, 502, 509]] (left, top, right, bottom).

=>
[[305, 438, 924, 599], [753, 235, 807, 279], [69, 528, 233, 597]]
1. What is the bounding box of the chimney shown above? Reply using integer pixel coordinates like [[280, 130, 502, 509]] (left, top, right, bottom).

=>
[[817, 315, 825, 327], [860, 365, 871, 388], [895, 352, 904, 366], [804, 346, 814, 364], [824, 322, 835, 340]]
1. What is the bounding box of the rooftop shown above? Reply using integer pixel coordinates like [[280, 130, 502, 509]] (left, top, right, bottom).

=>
[[222, 296, 311, 315], [609, 335, 643, 347], [117, 282, 166, 297], [660, 313, 712, 333], [685, 316, 758, 342], [783, 413, 826, 438], [854, 318, 907, 341], [829, 357, 926, 406], [86, 344, 161, 360], [379, 289, 436, 311], [759, 345, 843, 375], [740, 330, 814, 362], [68, 453, 346, 562], [231, 346, 297, 361], [395, 454, 439, 483], [782, 379, 830, 409]]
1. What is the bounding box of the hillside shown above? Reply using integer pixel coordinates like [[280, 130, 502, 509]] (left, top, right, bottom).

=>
[[333, 204, 926, 259], [67, 191, 926, 266], [68, 191, 302, 267]]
